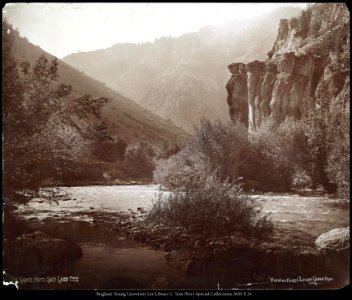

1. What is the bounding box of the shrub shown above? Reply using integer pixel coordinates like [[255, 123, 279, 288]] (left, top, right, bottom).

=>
[[123, 142, 156, 180], [251, 119, 328, 191], [156, 143, 181, 159], [153, 146, 208, 190], [147, 173, 273, 237], [189, 119, 249, 181], [154, 119, 250, 189], [154, 119, 292, 192], [245, 123, 292, 192], [326, 112, 350, 199], [92, 137, 127, 162], [275, 120, 314, 188]]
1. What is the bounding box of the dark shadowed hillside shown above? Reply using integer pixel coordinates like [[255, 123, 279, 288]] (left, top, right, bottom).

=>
[[8, 27, 189, 145], [63, 6, 302, 131]]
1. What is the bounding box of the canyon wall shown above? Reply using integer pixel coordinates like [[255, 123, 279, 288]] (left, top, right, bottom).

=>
[[226, 3, 350, 132]]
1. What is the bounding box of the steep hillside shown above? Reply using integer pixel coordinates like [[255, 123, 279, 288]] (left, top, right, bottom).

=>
[[225, 3, 349, 131], [8, 26, 189, 145], [63, 7, 302, 131]]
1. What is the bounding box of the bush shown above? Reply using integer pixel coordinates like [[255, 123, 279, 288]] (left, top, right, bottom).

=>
[[154, 142, 211, 190], [274, 120, 313, 188], [154, 117, 348, 196], [154, 119, 249, 189], [326, 112, 350, 199], [123, 142, 156, 180], [147, 173, 273, 237], [251, 119, 330, 191], [244, 123, 292, 192], [154, 119, 292, 192], [156, 143, 181, 159], [92, 138, 127, 162], [189, 119, 249, 181]]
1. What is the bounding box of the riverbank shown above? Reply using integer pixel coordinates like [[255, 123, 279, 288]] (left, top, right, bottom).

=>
[[3, 186, 349, 289], [108, 208, 349, 289], [39, 179, 153, 188], [4, 208, 349, 289]]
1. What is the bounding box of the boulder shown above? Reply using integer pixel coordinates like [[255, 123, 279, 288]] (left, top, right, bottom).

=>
[[315, 227, 349, 253], [315, 227, 349, 282], [4, 231, 83, 276]]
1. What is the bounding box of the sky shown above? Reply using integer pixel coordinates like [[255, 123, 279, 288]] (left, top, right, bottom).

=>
[[3, 3, 308, 59]]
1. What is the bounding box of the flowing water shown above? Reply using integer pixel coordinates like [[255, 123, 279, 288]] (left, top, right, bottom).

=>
[[10, 185, 349, 289]]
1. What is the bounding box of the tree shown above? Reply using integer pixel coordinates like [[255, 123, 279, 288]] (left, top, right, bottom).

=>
[[123, 142, 156, 180], [267, 120, 313, 189], [190, 119, 249, 181], [92, 138, 127, 163], [157, 143, 180, 159], [154, 119, 292, 192], [3, 20, 110, 203], [326, 112, 350, 199]]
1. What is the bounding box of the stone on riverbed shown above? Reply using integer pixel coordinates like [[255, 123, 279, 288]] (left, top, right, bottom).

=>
[[315, 227, 349, 254], [315, 227, 349, 283], [4, 231, 83, 276]]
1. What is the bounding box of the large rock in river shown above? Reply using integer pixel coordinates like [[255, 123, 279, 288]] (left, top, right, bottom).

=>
[[4, 231, 83, 276], [315, 227, 349, 284], [315, 227, 349, 254]]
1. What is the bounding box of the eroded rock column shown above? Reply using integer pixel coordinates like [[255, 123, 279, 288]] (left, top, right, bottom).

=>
[[246, 60, 265, 131], [260, 63, 278, 125], [269, 53, 296, 122], [226, 63, 248, 126], [226, 54, 315, 129]]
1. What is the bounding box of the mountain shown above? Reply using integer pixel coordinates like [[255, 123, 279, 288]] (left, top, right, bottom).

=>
[[63, 6, 302, 132], [8, 26, 189, 145]]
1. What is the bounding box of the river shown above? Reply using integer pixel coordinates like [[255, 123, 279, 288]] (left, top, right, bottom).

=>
[[9, 185, 349, 289]]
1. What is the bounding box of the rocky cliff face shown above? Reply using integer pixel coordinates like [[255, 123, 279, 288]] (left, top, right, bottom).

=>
[[226, 3, 350, 131]]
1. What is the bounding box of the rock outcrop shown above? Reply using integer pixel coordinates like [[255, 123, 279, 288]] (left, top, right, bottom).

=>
[[226, 63, 248, 125], [226, 3, 350, 131], [246, 60, 265, 131]]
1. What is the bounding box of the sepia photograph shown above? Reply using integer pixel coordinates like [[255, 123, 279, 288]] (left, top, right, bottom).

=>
[[2, 2, 350, 292]]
